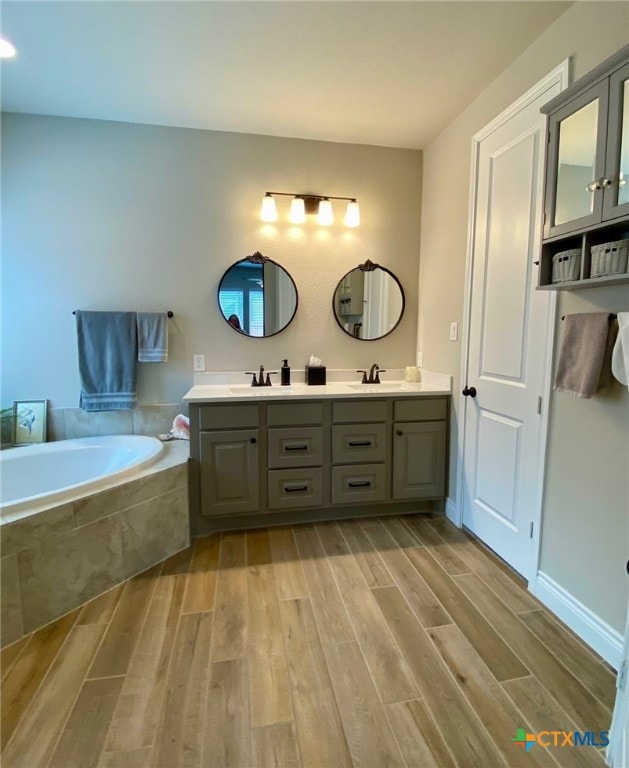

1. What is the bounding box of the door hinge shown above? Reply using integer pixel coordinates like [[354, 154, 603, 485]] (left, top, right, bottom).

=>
[[618, 659, 628, 691], [537, 396, 543, 415], [529, 521, 534, 539]]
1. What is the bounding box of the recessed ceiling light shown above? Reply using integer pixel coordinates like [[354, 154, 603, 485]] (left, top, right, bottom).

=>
[[0, 36, 17, 60]]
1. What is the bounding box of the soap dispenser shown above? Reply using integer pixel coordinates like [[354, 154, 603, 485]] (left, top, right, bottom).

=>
[[281, 359, 291, 386]]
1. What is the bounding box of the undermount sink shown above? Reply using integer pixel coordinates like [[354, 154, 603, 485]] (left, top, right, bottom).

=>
[[346, 382, 416, 392], [229, 386, 294, 396]]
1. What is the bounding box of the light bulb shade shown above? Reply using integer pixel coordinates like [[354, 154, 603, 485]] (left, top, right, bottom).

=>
[[289, 197, 306, 223], [345, 200, 360, 227], [260, 193, 277, 222], [317, 198, 334, 226], [0, 37, 17, 59]]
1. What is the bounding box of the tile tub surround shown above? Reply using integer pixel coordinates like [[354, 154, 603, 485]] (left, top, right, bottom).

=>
[[0, 442, 190, 646], [45, 403, 188, 442]]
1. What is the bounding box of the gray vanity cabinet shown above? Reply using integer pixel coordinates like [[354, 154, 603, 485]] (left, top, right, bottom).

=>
[[391, 396, 447, 499], [190, 394, 449, 534], [392, 422, 446, 499], [199, 429, 259, 516]]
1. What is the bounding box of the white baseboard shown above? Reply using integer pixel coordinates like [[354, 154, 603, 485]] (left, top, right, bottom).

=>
[[530, 571, 623, 669], [445, 498, 460, 525]]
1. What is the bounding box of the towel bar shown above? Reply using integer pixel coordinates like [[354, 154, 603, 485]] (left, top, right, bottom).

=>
[[73, 310, 174, 318], [561, 313, 617, 321]]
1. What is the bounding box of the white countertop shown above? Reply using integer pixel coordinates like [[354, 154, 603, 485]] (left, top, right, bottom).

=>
[[183, 378, 451, 404]]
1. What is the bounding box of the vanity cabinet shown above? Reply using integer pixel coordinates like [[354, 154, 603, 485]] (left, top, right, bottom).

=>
[[392, 398, 447, 499], [189, 394, 449, 534], [199, 430, 259, 516], [538, 45, 629, 290]]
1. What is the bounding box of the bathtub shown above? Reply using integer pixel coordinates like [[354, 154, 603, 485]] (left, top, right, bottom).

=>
[[0, 435, 164, 521], [0, 437, 189, 646]]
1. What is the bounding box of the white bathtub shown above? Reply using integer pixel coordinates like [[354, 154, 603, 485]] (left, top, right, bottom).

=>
[[0, 435, 164, 521]]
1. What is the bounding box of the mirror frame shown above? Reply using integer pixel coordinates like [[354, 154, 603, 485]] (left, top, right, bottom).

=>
[[332, 260, 405, 341], [218, 251, 299, 338]]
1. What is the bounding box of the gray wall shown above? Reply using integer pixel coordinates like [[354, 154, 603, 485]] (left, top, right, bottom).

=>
[[1, 115, 422, 407], [418, 2, 629, 632]]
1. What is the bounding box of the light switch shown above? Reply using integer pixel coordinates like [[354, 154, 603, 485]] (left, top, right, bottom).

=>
[[450, 322, 458, 342], [193, 354, 205, 372]]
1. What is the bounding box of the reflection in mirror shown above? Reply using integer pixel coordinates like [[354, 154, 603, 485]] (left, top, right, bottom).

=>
[[619, 79, 629, 206], [333, 260, 404, 340], [555, 98, 599, 225], [218, 252, 298, 337]]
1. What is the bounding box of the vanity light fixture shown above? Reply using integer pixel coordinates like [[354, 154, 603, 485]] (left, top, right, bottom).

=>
[[261, 192, 278, 222], [289, 196, 306, 224], [260, 191, 360, 227]]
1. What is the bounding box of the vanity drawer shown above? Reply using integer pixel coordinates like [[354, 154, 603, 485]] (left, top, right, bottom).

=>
[[268, 427, 323, 469], [267, 402, 323, 426], [268, 468, 323, 510], [332, 424, 387, 464], [332, 400, 387, 424], [331, 464, 386, 505], [394, 398, 447, 422], [199, 404, 259, 430]]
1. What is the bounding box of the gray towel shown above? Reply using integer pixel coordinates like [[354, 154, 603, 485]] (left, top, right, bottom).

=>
[[554, 313, 613, 398], [137, 312, 168, 363], [76, 311, 138, 411]]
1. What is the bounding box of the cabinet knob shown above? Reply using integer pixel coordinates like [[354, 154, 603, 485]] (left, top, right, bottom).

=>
[[396, 430, 403, 436], [586, 180, 601, 192], [250, 437, 257, 444]]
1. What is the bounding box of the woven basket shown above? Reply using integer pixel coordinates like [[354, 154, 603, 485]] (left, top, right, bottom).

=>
[[590, 239, 629, 278], [552, 248, 580, 284]]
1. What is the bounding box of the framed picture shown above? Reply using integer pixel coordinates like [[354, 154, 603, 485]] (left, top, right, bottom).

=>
[[12, 400, 48, 445]]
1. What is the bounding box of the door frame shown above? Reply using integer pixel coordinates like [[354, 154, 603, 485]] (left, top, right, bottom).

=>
[[450, 60, 569, 585]]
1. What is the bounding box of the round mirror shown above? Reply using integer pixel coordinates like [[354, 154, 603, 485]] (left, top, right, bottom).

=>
[[332, 260, 404, 340], [218, 252, 298, 337]]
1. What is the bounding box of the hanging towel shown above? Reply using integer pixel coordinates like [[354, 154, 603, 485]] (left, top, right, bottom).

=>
[[137, 312, 168, 363], [612, 312, 629, 386], [554, 313, 612, 398], [76, 311, 138, 411]]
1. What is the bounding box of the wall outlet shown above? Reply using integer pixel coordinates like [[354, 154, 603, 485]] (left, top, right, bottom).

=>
[[449, 322, 458, 342], [193, 354, 205, 372], [417, 351, 423, 367]]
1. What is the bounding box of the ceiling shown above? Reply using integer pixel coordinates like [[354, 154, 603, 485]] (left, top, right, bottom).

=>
[[1, 1, 572, 150]]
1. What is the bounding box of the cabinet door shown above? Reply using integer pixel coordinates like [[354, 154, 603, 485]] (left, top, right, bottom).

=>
[[392, 421, 446, 499], [603, 62, 629, 220], [200, 430, 259, 516], [545, 82, 609, 238]]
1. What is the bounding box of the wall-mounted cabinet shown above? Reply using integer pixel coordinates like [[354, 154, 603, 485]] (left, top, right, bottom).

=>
[[538, 45, 629, 290]]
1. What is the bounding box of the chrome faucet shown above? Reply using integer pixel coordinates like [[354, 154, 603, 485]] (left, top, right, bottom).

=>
[[245, 364, 277, 387], [356, 364, 387, 384]]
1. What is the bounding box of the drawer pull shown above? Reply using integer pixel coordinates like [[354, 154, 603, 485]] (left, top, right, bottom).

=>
[[284, 444, 308, 451], [348, 480, 371, 488], [250, 437, 257, 444], [284, 484, 308, 493], [348, 440, 372, 447]]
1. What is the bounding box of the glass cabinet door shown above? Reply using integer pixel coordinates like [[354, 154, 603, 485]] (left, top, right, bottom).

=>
[[545, 82, 608, 237], [603, 62, 629, 219]]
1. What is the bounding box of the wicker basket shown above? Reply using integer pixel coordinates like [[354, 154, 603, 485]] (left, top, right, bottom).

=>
[[590, 238, 629, 278], [551, 248, 581, 284]]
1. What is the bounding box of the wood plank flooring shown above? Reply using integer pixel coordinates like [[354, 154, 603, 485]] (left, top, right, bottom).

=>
[[0, 514, 616, 768]]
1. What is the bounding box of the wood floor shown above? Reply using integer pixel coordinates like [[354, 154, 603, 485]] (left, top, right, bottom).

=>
[[0, 514, 616, 768]]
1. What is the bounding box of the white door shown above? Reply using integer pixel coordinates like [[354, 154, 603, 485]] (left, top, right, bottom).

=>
[[461, 68, 566, 581], [608, 593, 629, 767]]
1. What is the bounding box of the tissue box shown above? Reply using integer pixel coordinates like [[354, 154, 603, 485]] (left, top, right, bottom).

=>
[[305, 365, 326, 385]]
